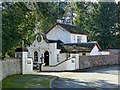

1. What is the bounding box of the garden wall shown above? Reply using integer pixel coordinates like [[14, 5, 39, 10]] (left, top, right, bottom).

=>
[[0, 58, 21, 81], [79, 49, 120, 69]]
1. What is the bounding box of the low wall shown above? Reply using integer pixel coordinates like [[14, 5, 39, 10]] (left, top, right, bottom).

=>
[[42, 58, 76, 71], [0, 58, 22, 81], [79, 49, 120, 69]]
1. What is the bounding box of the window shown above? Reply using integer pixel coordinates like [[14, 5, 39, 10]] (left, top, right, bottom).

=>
[[34, 51, 38, 62], [57, 54, 59, 62], [66, 53, 70, 59], [82, 53, 86, 56], [71, 59, 75, 63], [77, 36, 81, 43]]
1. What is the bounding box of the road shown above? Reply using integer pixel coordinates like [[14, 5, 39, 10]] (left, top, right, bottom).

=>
[[34, 65, 120, 89]]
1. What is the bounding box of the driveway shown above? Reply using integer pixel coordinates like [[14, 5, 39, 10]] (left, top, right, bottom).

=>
[[34, 65, 120, 89]]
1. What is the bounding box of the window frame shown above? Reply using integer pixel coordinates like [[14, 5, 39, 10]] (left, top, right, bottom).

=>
[[77, 36, 81, 43], [57, 54, 59, 62], [34, 51, 38, 62]]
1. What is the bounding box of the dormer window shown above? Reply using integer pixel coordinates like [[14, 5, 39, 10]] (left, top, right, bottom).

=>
[[77, 36, 81, 43]]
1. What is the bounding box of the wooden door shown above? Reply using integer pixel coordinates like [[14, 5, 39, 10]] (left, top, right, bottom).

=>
[[44, 51, 49, 66]]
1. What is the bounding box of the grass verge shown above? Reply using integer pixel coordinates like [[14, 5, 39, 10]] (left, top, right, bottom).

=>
[[2, 74, 54, 89]]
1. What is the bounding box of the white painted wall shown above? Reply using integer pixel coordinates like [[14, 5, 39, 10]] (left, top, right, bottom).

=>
[[27, 39, 50, 63], [98, 51, 110, 55], [47, 25, 71, 43], [27, 37, 63, 66], [71, 34, 87, 43], [90, 45, 110, 55], [60, 53, 67, 62], [49, 43, 61, 65], [41, 58, 75, 71], [70, 54, 79, 69], [90, 45, 99, 55], [22, 51, 33, 74], [47, 25, 87, 44]]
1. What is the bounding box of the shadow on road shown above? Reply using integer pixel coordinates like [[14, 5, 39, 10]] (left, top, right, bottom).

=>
[[75, 65, 120, 75], [52, 77, 119, 90]]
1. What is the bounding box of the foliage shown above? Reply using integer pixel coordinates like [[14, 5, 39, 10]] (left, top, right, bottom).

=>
[[34, 2, 65, 32], [73, 2, 120, 49], [2, 2, 64, 58], [93, 2, 119, 49], [2, 2, 35, 57]]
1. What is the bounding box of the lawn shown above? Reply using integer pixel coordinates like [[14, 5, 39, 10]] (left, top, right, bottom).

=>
[[2, 74, 54, 89]]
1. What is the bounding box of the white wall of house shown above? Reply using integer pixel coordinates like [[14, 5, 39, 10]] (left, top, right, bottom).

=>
[[27, 37, 65, 66], [46, 25, 87, 44], [90, 45, 110, 56], [47, 25, 71, 43], [86, 53, 90, 56], [90, 45, 99, 55], [27, 40, 50, 63], [98, 51, 110, 55]]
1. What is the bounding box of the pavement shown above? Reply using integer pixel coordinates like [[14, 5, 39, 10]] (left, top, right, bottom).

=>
[[33, 65, 120, 89]]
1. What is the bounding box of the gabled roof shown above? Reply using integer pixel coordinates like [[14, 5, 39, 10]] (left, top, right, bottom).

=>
[[57, 42, 101, 53], [47, 40, 63, 43], [45, 23, 88, 35], [41, 33, 63, 43]]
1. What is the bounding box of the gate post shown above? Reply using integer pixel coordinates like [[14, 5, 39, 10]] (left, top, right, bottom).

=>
[[15, 48, 33, 74], [22, 48, 33, 74]]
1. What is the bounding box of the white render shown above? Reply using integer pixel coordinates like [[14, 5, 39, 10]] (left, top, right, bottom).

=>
[[90, 45, 100, 55], [22, 51, 33, 74], [90, 45, 110, 56], [47, 25, 71, 43], [42, 58, 76, 71]]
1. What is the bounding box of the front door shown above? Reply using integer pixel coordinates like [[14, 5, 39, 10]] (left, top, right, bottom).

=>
[[44, 51, 49, 66]]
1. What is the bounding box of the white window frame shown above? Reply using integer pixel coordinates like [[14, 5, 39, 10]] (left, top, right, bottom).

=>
[[77, 36, 81, 43]]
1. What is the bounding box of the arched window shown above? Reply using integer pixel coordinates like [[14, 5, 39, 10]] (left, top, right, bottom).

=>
[[34, 51, 38, 62]]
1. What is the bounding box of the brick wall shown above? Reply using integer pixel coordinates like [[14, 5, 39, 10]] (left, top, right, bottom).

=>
[[79, 49, 119, 69]]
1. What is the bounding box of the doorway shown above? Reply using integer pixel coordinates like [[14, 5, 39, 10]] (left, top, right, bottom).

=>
[[33, 51, 38, 70], [44, 51, 49, 66]]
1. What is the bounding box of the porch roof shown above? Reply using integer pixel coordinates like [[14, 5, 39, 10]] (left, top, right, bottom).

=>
[[58, 42, 98, 53]]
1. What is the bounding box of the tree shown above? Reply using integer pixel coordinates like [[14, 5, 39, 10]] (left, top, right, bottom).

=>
[[2, 2, 35, 57], [2, 2, 64, 58], [73, 1, 119, 49], [93, 2, 119, 49], [72, 2, 98, 41]]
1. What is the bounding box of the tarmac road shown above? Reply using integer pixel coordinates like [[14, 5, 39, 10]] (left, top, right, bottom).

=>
[[34, 65, 120, 89]]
